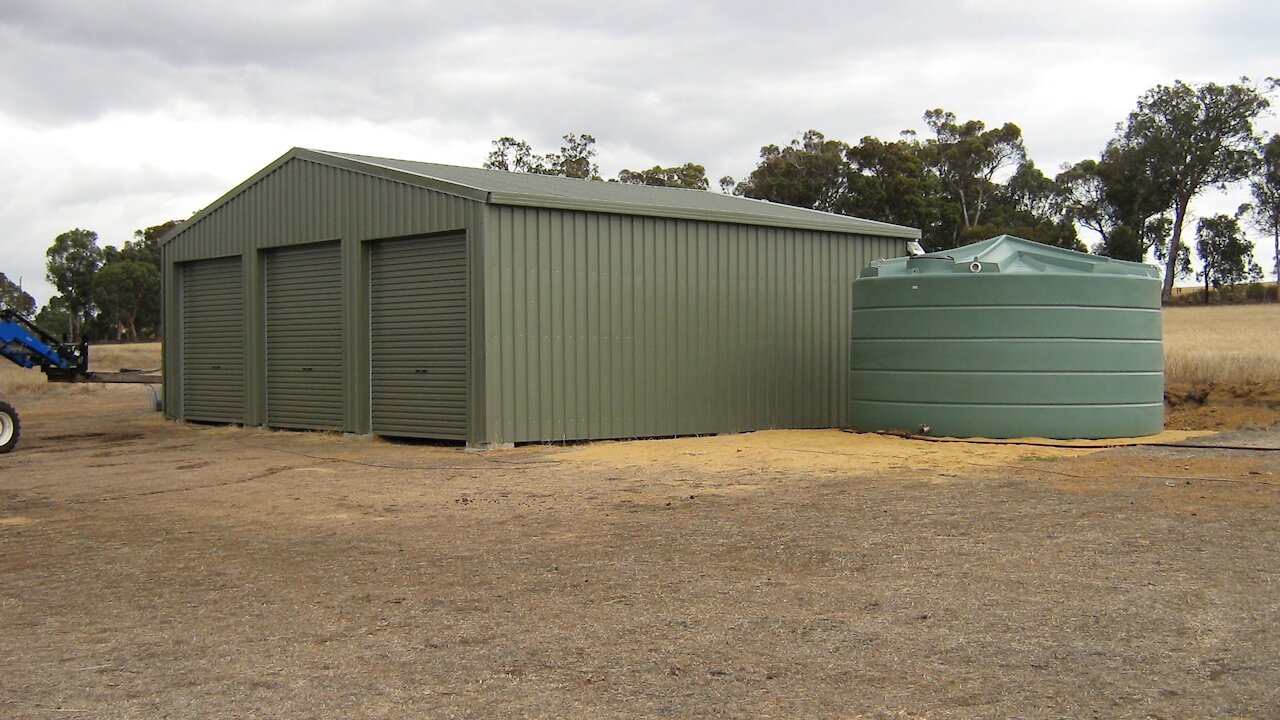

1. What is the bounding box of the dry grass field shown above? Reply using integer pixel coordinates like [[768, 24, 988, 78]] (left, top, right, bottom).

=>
[[0, 342, 159, 399], [1163, 304, 1280, 385]]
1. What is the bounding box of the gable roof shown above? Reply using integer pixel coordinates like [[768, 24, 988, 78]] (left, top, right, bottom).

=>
[[163, 147, 921, 246]]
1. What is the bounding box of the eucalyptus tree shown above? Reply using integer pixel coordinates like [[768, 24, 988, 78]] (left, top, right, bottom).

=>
[[543, 133, 600, 180], [733, 115, 1065, 252], [920, 109, 1026, 245], [617, 163, 709, 189], [1195, 211, 1263, 302], [1056, 142, 1177, 262], [0, 272, 36, 316], [966, 160, 1082, 250], [1248, 134, 1280, 291], [484, 137, 544, 174], [730, 130, 850, 212], [843, 134, 951, 246], [484, 133, 601, 179], [1116, 79, 1272, 297], [45, 228, 103, 338], [93, 260, 160, 341]]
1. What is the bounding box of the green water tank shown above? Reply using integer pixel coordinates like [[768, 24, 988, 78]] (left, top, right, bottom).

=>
[[850, 235, 1163, 439]]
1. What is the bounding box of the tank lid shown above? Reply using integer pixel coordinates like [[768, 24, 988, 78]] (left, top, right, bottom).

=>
[[862, 235, 1161, 279]]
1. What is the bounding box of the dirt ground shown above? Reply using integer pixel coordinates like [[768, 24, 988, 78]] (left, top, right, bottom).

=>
[[1165, 380, 1280, 431], [2, 387, 1279, 719]]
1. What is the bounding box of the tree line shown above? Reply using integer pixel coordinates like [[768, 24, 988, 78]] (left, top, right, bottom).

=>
[[3, 76, 1275, 338], [0, 221, 180, 342], [487, 77, 1280, 301]]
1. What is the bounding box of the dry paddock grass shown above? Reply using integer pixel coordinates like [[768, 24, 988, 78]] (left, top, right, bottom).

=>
[[1162, 305, 1280, 385], [0, 342, 159, 399]]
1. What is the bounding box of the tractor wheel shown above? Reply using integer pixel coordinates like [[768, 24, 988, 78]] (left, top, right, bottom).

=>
[[0, 400, 19, 454]]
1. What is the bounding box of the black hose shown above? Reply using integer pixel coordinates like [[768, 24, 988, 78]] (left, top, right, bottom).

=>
[[842, 428, 1280, 452]]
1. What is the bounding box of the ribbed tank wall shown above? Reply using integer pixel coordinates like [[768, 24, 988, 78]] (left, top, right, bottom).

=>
[[482, 205, 903, 444], [849, 273, 1164, 439]]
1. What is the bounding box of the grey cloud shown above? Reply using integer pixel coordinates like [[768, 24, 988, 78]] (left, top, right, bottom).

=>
[[7, 0, 1230, 127], [2, 0, 1279, 300], [3, 0, 1272, 162], [0, 160, 223, 303]]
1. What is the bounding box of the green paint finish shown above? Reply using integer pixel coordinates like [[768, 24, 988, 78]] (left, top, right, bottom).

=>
[[179, 257, 245, 423], [862, 234, 1159, 281], [850, 235, 1164, 439], [850, 370, 1163, 404], [851, 402, 1162, 441], [163, 148, 914, 445], [854, 273, 1159, 310], [481, 205, 902, 444], [160, 154, 484, 437], [264, 241, 344, 430], [851, 338, 1164, 372], [308, 150, 920, 239], [369, 235, 468, 440], [851, 305, 1161, 340]]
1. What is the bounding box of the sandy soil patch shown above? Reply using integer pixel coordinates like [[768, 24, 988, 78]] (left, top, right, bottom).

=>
[[550, 427, 1211, 477]]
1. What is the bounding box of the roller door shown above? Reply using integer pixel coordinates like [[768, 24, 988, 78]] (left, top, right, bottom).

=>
[[181, 257, 244, 422], [265, 242, 344, 430], [370, 235, 467, 439]]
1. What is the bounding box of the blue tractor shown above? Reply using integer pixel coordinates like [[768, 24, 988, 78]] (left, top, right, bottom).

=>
[[1, 308, 158, 453]]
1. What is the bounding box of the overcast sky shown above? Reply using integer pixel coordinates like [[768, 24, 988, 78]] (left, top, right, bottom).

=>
[[2, 0, 1277, 305]]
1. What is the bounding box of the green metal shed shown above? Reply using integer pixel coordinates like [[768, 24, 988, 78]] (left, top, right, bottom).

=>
[[161, 148, 919, 447]]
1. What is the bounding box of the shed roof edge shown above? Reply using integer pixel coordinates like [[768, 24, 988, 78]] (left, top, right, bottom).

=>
[[485, 192, 921, 237], [162, 148, 922, 247]]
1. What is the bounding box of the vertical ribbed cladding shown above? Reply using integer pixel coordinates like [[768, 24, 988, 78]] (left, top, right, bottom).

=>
[[849, 237, 1164, 439], [482, 205, 903, 444], [163, 150, 914, 443]]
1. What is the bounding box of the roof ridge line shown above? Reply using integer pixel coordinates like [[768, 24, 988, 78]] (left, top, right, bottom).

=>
[[306, 149, 494, 198]]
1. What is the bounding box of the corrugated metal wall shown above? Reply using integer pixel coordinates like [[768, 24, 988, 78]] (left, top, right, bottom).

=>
[[162, 158, 484, 433], [163, 153, 907, 445], [264, 241, 345, 430], [479, 206, 903, 444], [178, 257, 245, 422], [370, 235, 469, 439]]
